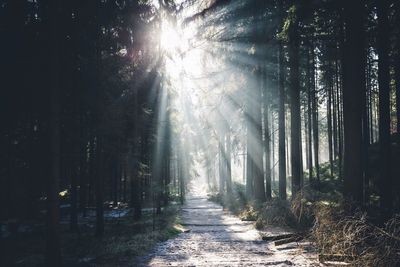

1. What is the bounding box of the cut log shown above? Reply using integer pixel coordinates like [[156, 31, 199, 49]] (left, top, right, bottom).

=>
[[274, 235, 303, 246], [261, 233, 295, 241], [318, 254, 355, 263]]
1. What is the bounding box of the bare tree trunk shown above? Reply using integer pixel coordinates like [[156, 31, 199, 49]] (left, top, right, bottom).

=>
[[377, 0, 392, 220], [218, 134, 225, 195], [342, 0, 365, 205], [246, 115, 254, 197], [278, 1, 286, 200], [363, 53, 372, 205], [306, 46, 313, 183], [46, 0, 61, 264], [271, 112, 276, 186], [332, 78, 339, 162], [254, 71, 266, 203], [264, 71, 272, 200], [95, 136, 104, 237], [327, 83, 334, 178], [288, 3, 302, 197], [226, 132, 232, 195], [311, 42, 320, 184], [395, 2, 400, 136]]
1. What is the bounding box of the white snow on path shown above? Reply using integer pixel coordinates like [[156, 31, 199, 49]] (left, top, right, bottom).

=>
[[136, 183, 319, 266]]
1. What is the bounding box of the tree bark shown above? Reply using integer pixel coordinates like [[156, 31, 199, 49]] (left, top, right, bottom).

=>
[[46, 0, 62, 265], [226, 132, 232, 195], [278, 38, 287, 200], [218, 134, 226, 195], [395, 2, 400, 136], [306, 46, 313, 183], [376, 0, 392, 219], [277, 0, 287, 200], [342, 0, 365, 205], [288, 3, 302, 196], [327, 83, 333, 178], [95, 136, 104, 237], [263, 69, 272, 200], [311, 42, 320, 184]]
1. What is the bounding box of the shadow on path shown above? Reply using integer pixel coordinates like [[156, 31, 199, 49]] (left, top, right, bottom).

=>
[[136, 189, 318, 266]]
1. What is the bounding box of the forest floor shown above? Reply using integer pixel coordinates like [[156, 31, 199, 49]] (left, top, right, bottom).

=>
[[136, 186, 320, 266], [1, 203, 181, 267]]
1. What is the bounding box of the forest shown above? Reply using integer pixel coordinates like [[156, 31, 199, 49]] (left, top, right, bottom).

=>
[[0, 0, 399, 266]]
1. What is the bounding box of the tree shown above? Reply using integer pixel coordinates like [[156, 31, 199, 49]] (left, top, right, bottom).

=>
[[277, 0, 287, 200], [396, 2, 400, 135], [246, 66, 266, 202], [287, 2, 302, 196], [45, 0, 62, 265], [376, 0, 392, 219], [342, 0, 365, 205]]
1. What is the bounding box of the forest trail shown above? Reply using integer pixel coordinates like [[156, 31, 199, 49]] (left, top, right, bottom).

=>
[[137, 186, 319, 266]]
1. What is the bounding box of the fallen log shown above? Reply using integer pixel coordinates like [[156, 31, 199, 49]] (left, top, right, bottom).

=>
[[318, 254, 355, 263], [274, 235, 304, 246], [261, 233, 295, 241]]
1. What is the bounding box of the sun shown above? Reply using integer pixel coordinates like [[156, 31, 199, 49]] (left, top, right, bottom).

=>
[[159, 19, 203, 80], [160, 21, 187, 53]]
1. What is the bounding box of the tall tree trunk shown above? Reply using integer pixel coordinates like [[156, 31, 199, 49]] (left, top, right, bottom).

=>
[[377, 0, 392, 220], [362, 54, 371, 205], [337, 28, 345, 181], [218, 134, 225, 195], [395, 2, 400, 136], [226, 132, 232, 195], [271, 112, 276, 185], [342, 0, 365, 205], [123, 164, 127, 203], [311, 43, 320, 184], [246, 114, 254, 197], [254, 70, 266, 203], [288, 3, 302, 197], [70, 159, 78, 231], [95, 136, 104, 237], [243, 143, 247, 183], [367, 55, 375, 143], [46, 71, 62, 267], [70, 105, 80, 232], [327, 83, 334, 178], [306, 46, 313, 183], [278, 39, 287, 200], [46, 0, 61, 265], [132, 92, 142, 220], [264, 71, 272, 200], [79, 118, 88, 217], [178, 145, 185, 204], [304, 106, 310, 170], [332, 69, 339, 161]]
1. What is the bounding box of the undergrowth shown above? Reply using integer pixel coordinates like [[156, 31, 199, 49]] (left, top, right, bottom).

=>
[[209, 179, 400, 266], [312, 204, 400, 266], [65, 205, 181, 266]]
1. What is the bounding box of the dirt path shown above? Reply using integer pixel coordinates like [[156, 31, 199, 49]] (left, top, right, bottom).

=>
[[137, 190, 319, 266]]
